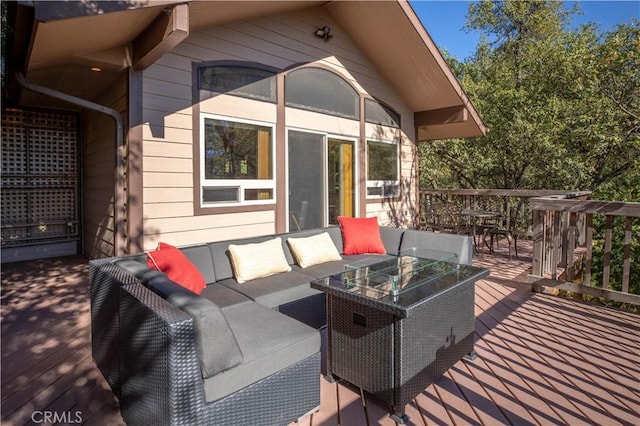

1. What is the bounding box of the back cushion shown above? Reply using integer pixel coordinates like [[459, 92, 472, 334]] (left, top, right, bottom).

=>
[[146, 275, 243, 378], [400, 230, 473, 265], [379, 226, 405, 255], [181, 245, 216, 284]]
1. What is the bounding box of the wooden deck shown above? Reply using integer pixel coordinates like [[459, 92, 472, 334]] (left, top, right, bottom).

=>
[[2, 242, 639, 425]]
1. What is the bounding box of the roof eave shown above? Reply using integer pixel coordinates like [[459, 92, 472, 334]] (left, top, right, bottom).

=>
[[327, 0, 487, 140]]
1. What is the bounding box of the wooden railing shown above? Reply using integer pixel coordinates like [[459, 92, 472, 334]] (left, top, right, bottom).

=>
[[529, 196, 640, 306], [417, 189, 586, 234], [418, 189, 640, 305]]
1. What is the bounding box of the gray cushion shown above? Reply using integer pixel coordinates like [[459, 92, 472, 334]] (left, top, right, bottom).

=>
[[145, 276, 243, 378], [200, 283, 252, 309], [217, 269, 317, 309], [181, 245, 216, 284], [400, 229, 473, 265], [379, 226, 405, 255], [290, 254, 394, 279], [202, 302, 320, 402]]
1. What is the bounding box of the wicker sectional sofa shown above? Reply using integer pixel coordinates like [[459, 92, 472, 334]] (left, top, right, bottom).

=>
[[89, 225, 472, 426]]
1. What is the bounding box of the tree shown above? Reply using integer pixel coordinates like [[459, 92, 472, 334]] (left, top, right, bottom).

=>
[[419, 1, 640, 195], [570, 20, 640, 190]]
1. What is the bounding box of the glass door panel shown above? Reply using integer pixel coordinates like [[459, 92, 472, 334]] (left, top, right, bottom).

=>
[[288, 130, 324, 230], [328, 139, 355, 224]]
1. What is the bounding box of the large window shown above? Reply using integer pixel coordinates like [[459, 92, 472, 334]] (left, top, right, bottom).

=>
[[366, 140, 398, 198], [198, 64, 277, 102], [201, 115, 275, 206], [285, 68, 360, 119]]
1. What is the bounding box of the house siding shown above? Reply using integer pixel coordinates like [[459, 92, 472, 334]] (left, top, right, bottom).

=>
[[141, 6, 417, 250], [82, 75, 127, 258]]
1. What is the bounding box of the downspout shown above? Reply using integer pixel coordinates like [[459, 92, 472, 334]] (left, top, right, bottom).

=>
[[15, 72, 127, 256]]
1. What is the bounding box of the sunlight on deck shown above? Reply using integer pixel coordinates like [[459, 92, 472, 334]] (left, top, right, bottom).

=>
[[2, 241, 638, 426]]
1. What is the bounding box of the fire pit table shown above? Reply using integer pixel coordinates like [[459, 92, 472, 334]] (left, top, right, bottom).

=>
[[310, 248, 489, 423]]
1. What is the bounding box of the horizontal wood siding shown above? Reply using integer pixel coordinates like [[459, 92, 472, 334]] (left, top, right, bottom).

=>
[[364, 121, 417, 227], [82, 75, 127, 258], [142, 5, 416, 247]]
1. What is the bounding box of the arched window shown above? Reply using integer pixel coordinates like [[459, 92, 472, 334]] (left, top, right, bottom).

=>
[[285, 68, 360, 119], [198, 62, 277, 102], [365, 98, 401, 128]]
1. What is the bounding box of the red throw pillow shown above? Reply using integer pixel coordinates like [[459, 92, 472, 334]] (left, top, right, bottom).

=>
[[147, 243, 206, 295], [338, 216, 386, 255]]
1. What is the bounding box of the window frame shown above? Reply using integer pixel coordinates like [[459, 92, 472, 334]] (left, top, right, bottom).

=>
[[285, 67, 360, 120], [365, 139, 400, 199], [197, 61, 278, 103], [364, 98, 401, 128], [199, 113, 277, 208]]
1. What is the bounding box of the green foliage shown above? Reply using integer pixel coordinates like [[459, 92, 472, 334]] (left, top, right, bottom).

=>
[[419, 0, 640, 297], [589, 169, 640, 296], [419, 1, 640, 193]]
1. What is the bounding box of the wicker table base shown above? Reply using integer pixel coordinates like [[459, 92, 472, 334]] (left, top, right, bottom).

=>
[[320, 270, 479, 423]]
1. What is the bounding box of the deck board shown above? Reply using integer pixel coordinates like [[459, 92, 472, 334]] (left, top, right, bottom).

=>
[[2, 242, 639, 426]]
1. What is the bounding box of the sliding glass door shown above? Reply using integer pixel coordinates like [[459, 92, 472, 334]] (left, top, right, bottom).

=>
[[288, 130, 356, 231], [288, 130, 324, 230]]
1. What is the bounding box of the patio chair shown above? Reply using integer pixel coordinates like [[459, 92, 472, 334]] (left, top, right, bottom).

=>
[[483, 227, 515, 260], [482, 198, 532, 260]]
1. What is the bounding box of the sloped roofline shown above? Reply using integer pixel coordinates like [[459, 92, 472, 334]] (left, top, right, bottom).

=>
[[23, 0, 486, 139]]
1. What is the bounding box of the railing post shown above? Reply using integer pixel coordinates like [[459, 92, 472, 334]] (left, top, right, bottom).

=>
[[603, 215, 613, 289], [622, 216, 632, 293], [560, 211, 569, 269], [552, 211, 561, 280], [566, 212, 576, 283], [584, 214, 593, 286], [532, 209, 545, 278]]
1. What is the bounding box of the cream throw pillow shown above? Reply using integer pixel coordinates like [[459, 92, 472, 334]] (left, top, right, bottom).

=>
[[228, 237, 292, 283], [287, 232, 342, 268]]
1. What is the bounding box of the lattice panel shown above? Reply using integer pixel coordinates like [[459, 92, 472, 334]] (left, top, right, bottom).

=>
[[1, 192, 28, 224], [1, 126, 27, 175], [30, 190, 76, 222], [29, 129, 77, 175], [1, 108, 79, 247], [1, 109, 29, 125], [1, 226, 29, 242], [29, 111, 77, 129]]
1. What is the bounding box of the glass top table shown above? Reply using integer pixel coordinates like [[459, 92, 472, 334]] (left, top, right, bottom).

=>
[[310, 247, 489, 318], [310, 247, 490, 423]]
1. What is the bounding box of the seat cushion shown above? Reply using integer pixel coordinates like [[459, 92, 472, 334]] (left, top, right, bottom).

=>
[[217, 269, 317, 309], [202, 302, 320, 402], [200, 283, 252, 309]]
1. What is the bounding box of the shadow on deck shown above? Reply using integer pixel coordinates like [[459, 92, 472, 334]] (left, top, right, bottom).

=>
[[1, 242, 638, 425]]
